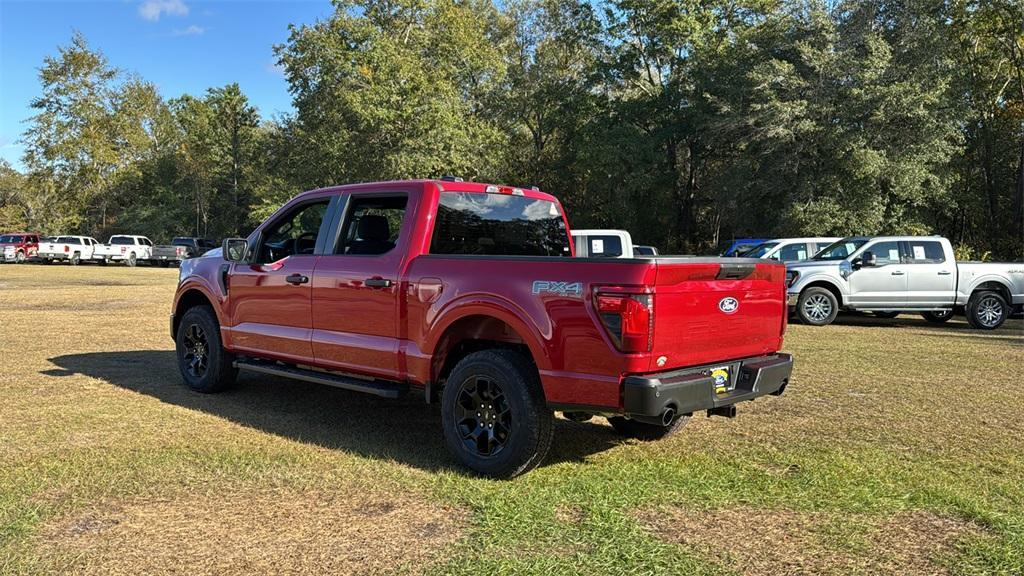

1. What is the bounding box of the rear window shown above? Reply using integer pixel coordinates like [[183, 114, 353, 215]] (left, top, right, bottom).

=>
[[584, 235, 623, 258], [430, 192, 571, 257], [0, 235, 24, 243], [172, 238, 194, 246], [110, 236, 135, 245]]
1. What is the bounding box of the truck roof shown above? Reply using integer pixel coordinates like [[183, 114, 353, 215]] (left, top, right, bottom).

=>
[[303, 179, 561, 205]]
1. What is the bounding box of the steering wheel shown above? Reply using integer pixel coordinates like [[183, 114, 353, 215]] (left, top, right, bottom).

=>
[[292, 232, 318, 255]]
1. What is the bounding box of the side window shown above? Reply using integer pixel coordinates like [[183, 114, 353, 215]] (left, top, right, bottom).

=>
[[256, 199, 330, 263], [778, 243, 810, 262], [864, 241, 901, 265], [905, 240, 945, 264], [335, 195, 407, 256]]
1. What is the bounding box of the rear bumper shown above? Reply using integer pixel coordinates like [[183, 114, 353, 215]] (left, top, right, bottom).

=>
[[623, 353, 793, 419]]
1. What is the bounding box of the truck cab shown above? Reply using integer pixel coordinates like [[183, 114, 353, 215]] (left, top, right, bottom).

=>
[[570, 229, 634, 258]]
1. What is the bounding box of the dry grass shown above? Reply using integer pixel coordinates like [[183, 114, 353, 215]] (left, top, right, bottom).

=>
[[1, 263, 1022, 575], [38, 489, 464, 575], [639, 506, 983, 576]]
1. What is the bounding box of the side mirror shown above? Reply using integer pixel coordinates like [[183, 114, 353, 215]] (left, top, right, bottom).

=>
[[862, 251, 877, 267], [222, 238, 248, 262]]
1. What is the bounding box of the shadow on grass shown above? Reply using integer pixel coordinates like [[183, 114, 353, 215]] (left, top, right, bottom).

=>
[[830, 312, 1024, 335], [45, 351, 624, 475]]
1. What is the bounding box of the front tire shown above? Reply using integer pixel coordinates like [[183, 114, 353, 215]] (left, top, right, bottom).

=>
[[175, 306, 237, 393], [922, 310, 953, 324], [15, 251, 25, 263], [441, 349, 553, 479], [797, 287, 839, 326], [607, 414, 690, 441], [966, 291, 1008, 330]]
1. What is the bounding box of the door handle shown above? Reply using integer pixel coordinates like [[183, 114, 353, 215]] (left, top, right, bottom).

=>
[[890, 271, 905, 276], [286, 274, 309, 285], [937, 271, 951, 275], [364, 277, 392, 288]]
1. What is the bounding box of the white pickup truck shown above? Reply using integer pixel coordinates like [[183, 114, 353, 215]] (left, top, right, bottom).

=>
[[571, 229, 635, 258], [39, 236, 102, 265], [786, 236, 1024, 329], [94, 235, 154, 266]]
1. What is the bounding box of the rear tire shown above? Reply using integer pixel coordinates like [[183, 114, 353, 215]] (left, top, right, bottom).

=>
[[796, 287, 839, 326], [441, 349, 553, 479], [69, 252, 80, 266], [921, 310, 953, 324], [175, 306, 237, 393], [608, 414, 690, 441], [966, 291, 1008, 330], [126, 252, 137, 267]]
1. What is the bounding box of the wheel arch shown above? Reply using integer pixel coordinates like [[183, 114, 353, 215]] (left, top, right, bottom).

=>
[[172, 285, 223, 338], [801, 279, 844, 307], [970, 280, 1012, 303]]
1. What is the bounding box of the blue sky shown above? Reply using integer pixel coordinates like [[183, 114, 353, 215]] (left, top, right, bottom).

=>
[[0, 0, 335, 170]]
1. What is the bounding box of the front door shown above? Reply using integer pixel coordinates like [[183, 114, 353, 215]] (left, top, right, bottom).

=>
[[311, 191, 413, 380], [226, 196, 333, 363], [903, 239, 956, 308], [847, 240, 907, 308]]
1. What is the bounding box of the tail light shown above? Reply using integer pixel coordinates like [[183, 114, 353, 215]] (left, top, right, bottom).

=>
[[594, 288, 653, 353], [177, 246, 185, 255], [64, 245, 69, 252], [121, 246, 126, 253]]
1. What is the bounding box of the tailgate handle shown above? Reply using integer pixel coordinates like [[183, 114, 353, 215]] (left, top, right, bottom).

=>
[[716, 263, 755, 280]]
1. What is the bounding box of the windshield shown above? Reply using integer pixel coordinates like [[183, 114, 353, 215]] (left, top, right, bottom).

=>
[[0, 235, 24, 243], [744, 242, 779, 258], [813, 239, 867, 260], [430, 192, 571, 256]]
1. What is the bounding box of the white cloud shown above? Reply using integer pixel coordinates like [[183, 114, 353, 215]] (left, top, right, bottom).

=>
[[171, 24, 205, 36], [139, 0, 188, 21]]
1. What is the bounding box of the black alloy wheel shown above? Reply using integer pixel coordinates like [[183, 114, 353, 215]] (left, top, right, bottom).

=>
[[454, 375, 512, 457], [181, 323, 209, 379]]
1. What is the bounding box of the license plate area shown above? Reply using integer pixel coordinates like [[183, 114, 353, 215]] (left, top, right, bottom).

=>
[[710, 364, 736, 394]]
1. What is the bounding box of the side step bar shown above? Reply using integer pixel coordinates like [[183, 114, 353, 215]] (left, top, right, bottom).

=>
[[234, 359, 407, 399]]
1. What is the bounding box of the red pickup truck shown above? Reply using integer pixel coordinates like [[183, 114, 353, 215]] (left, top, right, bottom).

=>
[[170, 179, 792, 477]]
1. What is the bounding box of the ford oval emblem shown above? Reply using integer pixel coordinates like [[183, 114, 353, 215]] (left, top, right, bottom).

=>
[[719, 297, 739, 314]]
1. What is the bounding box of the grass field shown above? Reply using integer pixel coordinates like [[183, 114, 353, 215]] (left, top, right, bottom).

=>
[[1, 264, 1022, 575]]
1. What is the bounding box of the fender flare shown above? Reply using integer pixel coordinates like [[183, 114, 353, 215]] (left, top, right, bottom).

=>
[[172, 278, 228, 332], [425, 294, 552, 372]]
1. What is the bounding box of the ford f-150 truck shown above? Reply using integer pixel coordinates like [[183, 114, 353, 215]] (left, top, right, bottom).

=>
[[786, 236, 1024, 329], [170, 179, 793, 477], [1, 232, 40, 263]]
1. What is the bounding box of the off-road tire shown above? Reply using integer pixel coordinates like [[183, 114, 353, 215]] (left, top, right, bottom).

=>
[[441, 349, 553, 479], [797, 287, 839, 326], [607, 414, 690, 441], [921, 310, 953, 324], [966, 291, 1008, 330], [175, 306, 237, 393]]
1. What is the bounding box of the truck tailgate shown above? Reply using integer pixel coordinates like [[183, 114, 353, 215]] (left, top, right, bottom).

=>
[[650, 259, 786, 370]]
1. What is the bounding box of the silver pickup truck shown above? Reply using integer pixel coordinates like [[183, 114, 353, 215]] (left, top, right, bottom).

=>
[[786, 236, 1024, 330]]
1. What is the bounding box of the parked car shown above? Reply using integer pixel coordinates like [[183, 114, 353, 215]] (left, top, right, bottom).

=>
[[94, 235, 154, 266], [571, 229, 634, 258], [743, 237, 841, 262], [719, 238, 770, 257], [38, 235, 103, 265], [170, 179, 793, 478], [1, 232, 41, 263], [786, 236, 1024, 329], [633, 245, 659, 256], [152, 237, 218, 267]]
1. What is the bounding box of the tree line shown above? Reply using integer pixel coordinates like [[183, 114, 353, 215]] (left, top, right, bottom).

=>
[[0, 0, 1021, 258]]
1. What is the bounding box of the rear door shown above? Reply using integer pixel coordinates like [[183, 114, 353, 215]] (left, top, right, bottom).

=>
[[226, 195, 335, 362], [847, 240, 907, 308], [903, 239, 955, 308], [649, 259, 787, 369], [311, 190, 414, 379]]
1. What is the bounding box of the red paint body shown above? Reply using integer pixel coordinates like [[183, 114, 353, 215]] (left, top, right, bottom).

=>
[[172, 181, 788, 411], [0, 232, 41, 260]]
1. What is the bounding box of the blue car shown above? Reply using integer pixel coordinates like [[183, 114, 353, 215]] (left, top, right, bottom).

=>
[[719, 238, 771, 257]]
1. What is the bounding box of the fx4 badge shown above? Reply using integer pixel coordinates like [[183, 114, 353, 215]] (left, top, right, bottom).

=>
[[532, 280, 583, 297], [718, 296, 739, 314]]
